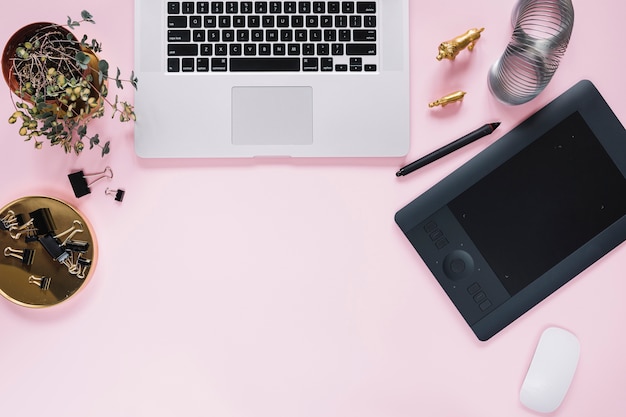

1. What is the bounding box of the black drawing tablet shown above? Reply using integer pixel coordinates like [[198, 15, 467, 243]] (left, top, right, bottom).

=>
[[395, 80, 626, 341]]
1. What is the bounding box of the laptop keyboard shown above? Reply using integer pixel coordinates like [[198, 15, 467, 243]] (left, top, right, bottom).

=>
[[166, 1, 378, 73]]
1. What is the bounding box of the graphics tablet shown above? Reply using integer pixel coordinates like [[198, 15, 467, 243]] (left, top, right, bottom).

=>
[[395, 80, 626, 341]]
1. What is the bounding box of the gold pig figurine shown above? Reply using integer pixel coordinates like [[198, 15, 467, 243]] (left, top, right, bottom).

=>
[[436, 28, 485, 61], [429, 91, 466, 108]]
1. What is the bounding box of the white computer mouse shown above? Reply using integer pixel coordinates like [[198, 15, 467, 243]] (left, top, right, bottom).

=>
[[520, 327, 580, 413]]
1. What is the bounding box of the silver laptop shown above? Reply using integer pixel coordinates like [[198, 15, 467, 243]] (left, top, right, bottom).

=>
[[134, 0, 410, 158]]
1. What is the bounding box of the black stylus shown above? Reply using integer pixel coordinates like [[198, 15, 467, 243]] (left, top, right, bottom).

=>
[[396, 122, 501, 177]]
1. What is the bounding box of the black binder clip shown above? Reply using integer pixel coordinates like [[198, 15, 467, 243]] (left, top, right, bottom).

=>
[[68, 166, 113, 198], [28, 275, 51, 291], [1, 211, 27, 232], [4, 247, 35, 266], [29, 208, 56, 237], [105, 187, 125, 202]]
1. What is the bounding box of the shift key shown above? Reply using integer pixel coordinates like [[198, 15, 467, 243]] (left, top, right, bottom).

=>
[[346, 44, 376, 55]]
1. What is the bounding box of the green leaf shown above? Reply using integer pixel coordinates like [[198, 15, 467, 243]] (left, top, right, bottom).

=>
[[89, 134, 100, 149], [115, 68, 123, 89], [75, 51, 91, 70], [130, 71, 138, 90], [81, 10, 95, 23], [98, 59, 109, 84], [77, 125, 87, 138], [101, 141, 110, 157]]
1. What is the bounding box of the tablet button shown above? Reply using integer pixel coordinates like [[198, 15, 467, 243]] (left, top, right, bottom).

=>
[[424, 221, 438, 233], [435, 237, 449, 249], [473, 291, 487, 303], [479, 299, 492, 311], [443, 250, 474, 281], [467, 282, 481, 295]]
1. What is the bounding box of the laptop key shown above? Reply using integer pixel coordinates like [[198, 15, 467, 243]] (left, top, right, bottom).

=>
[[168, 16, 187, 28], [168, 30, 191, 42], [356, 2, 376, 13], [230, 57, 300, 71], [167, 58, 180, 72], [168, 44, 198, 56], [211, 58, 228, 71], [346, 43, 376, 55]]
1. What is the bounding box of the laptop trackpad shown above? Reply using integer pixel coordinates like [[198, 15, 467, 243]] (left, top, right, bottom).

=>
[[232, 86, 313, 146]]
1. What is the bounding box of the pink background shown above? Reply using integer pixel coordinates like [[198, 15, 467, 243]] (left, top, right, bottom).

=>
[[1, 1, 625, 416]]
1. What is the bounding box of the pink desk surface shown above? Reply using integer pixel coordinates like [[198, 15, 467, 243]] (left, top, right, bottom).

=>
[[0, 1, 624, 416]]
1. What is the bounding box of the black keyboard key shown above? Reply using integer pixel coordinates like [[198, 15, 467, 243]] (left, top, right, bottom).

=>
[[201, 44, 213, 55], [270, 1, 282, 13], [193, 30, 206, 42], [212, 2, 224, 13], [342, 1, 355, 13], [328, 2, 340, 13], [212, 58, 228, 71], [244, 44, 257, 55], [190, 16, 202, 27], [181, 57, 195, 71], [168, 30, 191, 42], [204, 16, 217, 27], [299, 2, 312, 13], [356, 2, 376, 13], [226, 2, 238, 13], [241, 2, 253, 13], [168, 44, 199, 56], [346, 43, 376, 55], [168, 16, 187, 28], [321, 57, 333, 71], [219, 16, 231, 27], [313, 2, 326, 13], [197, 2, 210, 13], [230, 57, 300, 71], [255, 2, 268, 13], [168, 2, 180, 14], [197, 58, 210, 71], [364, 64, 377, 71], [168, 58, 180, 72], [303, 57, 318, 71], [353, 29, 376, 41], [285, 2, 297, 13], [350, 57, 362, 71], [182, 2, 194, 14]]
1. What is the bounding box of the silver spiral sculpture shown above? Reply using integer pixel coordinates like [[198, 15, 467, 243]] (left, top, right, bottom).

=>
[[488, 0, 575, 105]]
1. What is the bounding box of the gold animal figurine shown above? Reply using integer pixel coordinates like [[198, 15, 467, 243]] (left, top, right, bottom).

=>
[[436, 28, 485, 61], [429, 91, 466, 108]]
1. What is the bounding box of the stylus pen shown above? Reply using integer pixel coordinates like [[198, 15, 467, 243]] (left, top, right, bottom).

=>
[[396, 122, 501, 177]]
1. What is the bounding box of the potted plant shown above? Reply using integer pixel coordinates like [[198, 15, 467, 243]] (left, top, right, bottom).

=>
[[1, 11, 137, 157]]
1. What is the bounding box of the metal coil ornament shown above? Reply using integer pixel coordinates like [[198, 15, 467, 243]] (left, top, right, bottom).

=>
[[488, 0, 575, 105]]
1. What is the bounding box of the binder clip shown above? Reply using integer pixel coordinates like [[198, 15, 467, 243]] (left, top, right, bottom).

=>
[[28, 275, 51, 291], [4, 247, 35, 266], [38, 234, 69, 264], [8, 218, 36, 240], [29, 208, 56, 236], [68, 166, 113, 198], [1, 211, 27, 231], [75, 256, 92, 279], [105, 187, 125, 202], [1, 210, 18, 231]]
